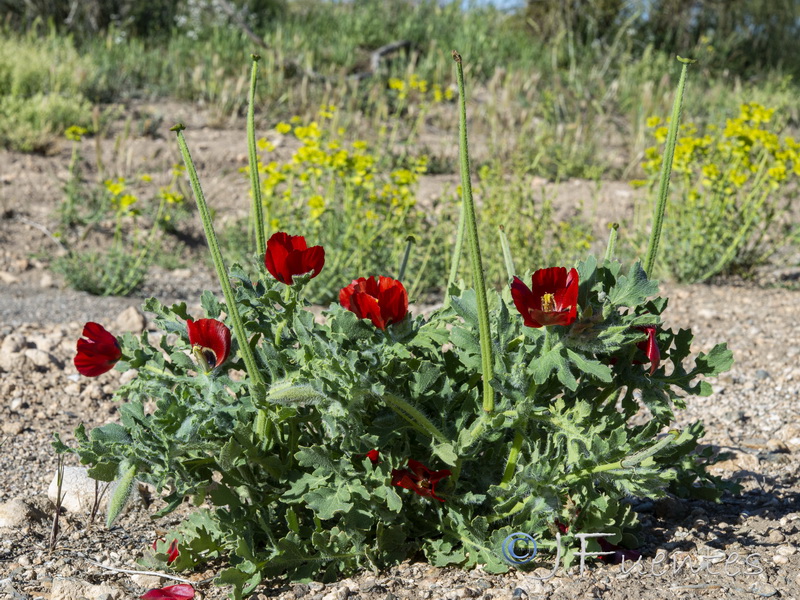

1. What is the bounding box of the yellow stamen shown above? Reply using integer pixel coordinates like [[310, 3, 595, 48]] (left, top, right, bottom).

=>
[[541, 293, 556, 312]]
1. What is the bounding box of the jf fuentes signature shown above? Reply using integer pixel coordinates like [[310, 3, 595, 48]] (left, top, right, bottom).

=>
[[501, 532, 764, 579]]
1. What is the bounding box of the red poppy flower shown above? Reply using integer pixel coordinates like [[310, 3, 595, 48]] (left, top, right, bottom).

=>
[[635, 326, 661, 374], [152, 538, 180, 564], [365, 449, 380, 465], [186, 318, 231, 371], [391, 459, 451, 502], [264, 232, 325, 285], [510, 267, 579, 328], [339, 276, 408, 330], [74, 322, 122, 377], [140, 584, 194, 600]]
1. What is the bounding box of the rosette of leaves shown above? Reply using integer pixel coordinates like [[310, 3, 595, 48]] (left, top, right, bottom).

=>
[[67, 251, 733, 598]]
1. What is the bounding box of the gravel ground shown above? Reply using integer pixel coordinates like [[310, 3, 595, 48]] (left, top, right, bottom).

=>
[[2, 266, 800, 600], [2, 104, 800, 600]]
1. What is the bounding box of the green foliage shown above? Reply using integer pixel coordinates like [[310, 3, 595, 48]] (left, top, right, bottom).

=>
[[67, 252, 733, 597], [0, 32, 94, 152], [53, 247, 151, 297], [227, 110, 448, 304], [632, 103, 800, 282], [52, 142, 189, 296]]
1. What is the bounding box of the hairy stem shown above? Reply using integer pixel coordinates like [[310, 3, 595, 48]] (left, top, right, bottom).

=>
[[643, 57, 694, 276], [453, 51, 494, 413]]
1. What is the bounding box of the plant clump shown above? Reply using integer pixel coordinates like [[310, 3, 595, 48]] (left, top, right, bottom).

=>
[[56, 55, 735, 600]]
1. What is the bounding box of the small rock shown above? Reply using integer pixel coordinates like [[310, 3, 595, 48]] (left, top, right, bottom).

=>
[[2, 421, 24, 435], [322, 588, 350, 600], [0, 499, 44, 529], [776, 544, 796, 556], [711, 450, 760, 472], [755, 369, 771, 380], [308, 582, 325, 592], [115, 306, 147, 333], [119, 369, 138, 385], [654, 496, 688, 520], [29, 335, 57, 353], [0, 351, 30, 373], [773, 554, 789, 565], [24, 348, 60, 369], [130, 574, 164, 588], [0, 271, 19, 284], [47, 466, 140, 514], [40, 273, 55, 288], [766, 529, 785, 543], [1, 333, 27, 354], [766, 439, 789, 453], [51, 578, 121, 600]]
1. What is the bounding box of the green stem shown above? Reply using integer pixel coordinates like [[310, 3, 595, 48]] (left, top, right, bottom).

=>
[[453, 51, 494, 414], [172, 124, 264, 392], [398, 235, 414, 282], [643, 57, 694, 277], [247, 55, 266, 258], [498, 225, 515, 281], [447, 194, 466, 293], [499, 430, 523, 489], [603, 222, 619, 262], [382, 393, 449, 445]]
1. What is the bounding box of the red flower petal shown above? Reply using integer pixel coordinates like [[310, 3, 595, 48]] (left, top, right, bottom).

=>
[[339, 276, 408, 330], [152, 538, 180, 564], [140, 584, 195, 600], [74, 322, 121, 377], [511, 268, 579, 328], [352, 288, 385, 329], [186, 318, 231, 368], [636, 326, 661, 374], [264, 232, 324, 284], [392, 459, 451, 502]]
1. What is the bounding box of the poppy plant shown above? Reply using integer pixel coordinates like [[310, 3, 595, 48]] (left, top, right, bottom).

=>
[[636, 326, 661, 374], [74, 322, 122, 377], [186, 318, 231, 372], [391, 459, 451, 502], [365, 449, 380, 465], [140, 584, 194, 600], [339, 276, 408, 330], [264, 231, 325, 285], [152, 538, 180, 564], [510, 267, 579, 328]]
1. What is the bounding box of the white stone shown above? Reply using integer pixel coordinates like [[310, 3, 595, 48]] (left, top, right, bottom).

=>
[[0, 352, 29, 373], [130, 574, 165, 589], [1, 333, 26, 354], [51, 578, 121, 600], [47, 466, 140, 514], [115, 306, 146, 333], [24, 348, 58, 368], [0, 499, 39, 529], [0, 271, 19, 284]]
